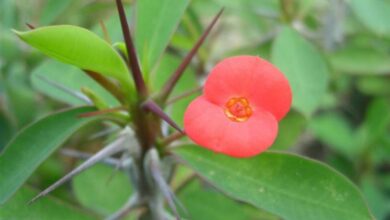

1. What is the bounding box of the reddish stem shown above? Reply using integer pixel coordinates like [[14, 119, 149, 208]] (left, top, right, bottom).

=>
[[115, 0, 147, 98]]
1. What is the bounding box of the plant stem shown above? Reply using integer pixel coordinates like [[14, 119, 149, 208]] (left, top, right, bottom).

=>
[[115, 0, 147, 98]]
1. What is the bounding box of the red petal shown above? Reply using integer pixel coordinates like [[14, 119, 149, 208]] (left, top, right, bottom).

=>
[[204, 56, 292, 120], [184, 96, 278, 157]]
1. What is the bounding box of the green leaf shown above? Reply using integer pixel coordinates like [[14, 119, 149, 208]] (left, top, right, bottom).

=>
[[5, 63, 38, 128], [0, 107, 99, 204], [14, 25, 133, 94], [364, 98, 390, 142], [174, 145, 373, 220], [361, 177, 390, 220], [0, 186, 96, 220], [0, 0, 16, 28], [309, 112, 358, 156], [31, 59, 119, 107], [271, 110, 306, 150], [357, 76, 390, 96], [0, 113, 13, 152], [39, 0, 73, 25], [72, 163, 133, 216], [271, 27, 329, 117], [0, 30, 19, 61], [135, 0, 190, 74], [329, 45, 390, 75], [350, 0, 390, 36], [178, 179, 279, 220]]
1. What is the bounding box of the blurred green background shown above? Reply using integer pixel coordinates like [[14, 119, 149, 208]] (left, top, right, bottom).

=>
[[1, 0, 389, 219]]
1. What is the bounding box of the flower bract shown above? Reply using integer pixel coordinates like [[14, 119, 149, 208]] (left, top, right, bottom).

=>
[[184, 56, 292, 157]]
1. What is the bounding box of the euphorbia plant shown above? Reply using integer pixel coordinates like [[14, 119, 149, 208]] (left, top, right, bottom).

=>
[[0, 0, 374, 220]]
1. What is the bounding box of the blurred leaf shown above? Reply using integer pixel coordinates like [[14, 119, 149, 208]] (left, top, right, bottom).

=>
[[0, 0, 16, 28], [170, 165, 194, 190], [326, 154, 357, 180], [14, 25, 133, 94], [357, 76, 390, 96], [5, 64, 38, 128], [40, 0, 73, 25], [31, 59, 119, 107], [271, 27, 329, 117], [0, 107, 99, 204], [178, 179, 279, 220], [92, 6, 132, 43], [364, 98, 390, 142], [271, 111, 306, 150], [0, 186, 96, 220], [329, 46, 390, 75], [175, 145, 373, 220], [309, 112, 359, 156], [35, 156, 65, 187], [135, 0, 190, 74], [151, 54, 198, 126], [0, 113, 13, 151], [361, 177, 390, 220], [72, 163, 133, 216], [0, 30, 19, 62], [350, 0, 390, 36]]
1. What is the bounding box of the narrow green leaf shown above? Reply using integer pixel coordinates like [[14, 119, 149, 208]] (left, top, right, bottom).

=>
[[271, 27, 329, 117], [135, 0, 190, 74], [175, 145, 373, 220], [350, 0, 390, 36], [31, 59, 120, 107], [14, 25, 133, 94], [0, 186, 96, 220], [0, 107, 99, 204]]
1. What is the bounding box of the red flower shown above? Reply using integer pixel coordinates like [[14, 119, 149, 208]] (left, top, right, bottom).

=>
[[184, 56, 292, 157]]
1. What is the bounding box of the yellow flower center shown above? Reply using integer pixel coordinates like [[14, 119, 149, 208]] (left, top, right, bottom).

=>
[[224, 97, 252, 122]]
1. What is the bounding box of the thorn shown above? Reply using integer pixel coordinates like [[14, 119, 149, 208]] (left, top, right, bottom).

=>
[[78, 106, 126, 118], [142, 100, 184, 134], [148, 149, 183, 220], [159, 8, 224, 101], [115, 0, 147, 97], [36, 75, 92, 104], [166, 86, 203, 105], [28, 136, 128, 204], [26, 23, 35, 29], [60, 148, 121, 167], [88, 126, 120, 140], [99, 20, 112, 44]]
